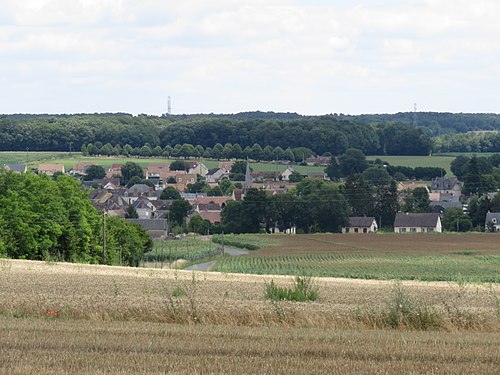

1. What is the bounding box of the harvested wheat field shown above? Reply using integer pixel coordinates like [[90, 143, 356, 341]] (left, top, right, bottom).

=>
[[0, 259, 499, 374]]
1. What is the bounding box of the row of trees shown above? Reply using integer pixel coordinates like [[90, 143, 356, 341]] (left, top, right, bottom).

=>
[[1, 114, 433, 156], [450, 155, 500, 194], [82, 141, 314, 162], [220, 178, 400, 234], [326, 149, 446, 182], [0, 171, 152, 265]]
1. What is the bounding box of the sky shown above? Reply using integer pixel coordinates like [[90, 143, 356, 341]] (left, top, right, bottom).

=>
[[1, 0, 499, 116]]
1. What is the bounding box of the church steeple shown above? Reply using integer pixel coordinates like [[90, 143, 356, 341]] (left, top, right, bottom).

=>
[[244, 160, 253, 192]]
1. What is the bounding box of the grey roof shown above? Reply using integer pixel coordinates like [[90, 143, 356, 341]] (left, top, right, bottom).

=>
[[4, 164, 26, 173], [485, 212, 500, 224], [431, 178, 461, 190], [429, 201, 463, 213], [347, 217, 376, 228], [128, 184, 152, 194], [127, 219, 168, 231], [394, 213, 440, 228]]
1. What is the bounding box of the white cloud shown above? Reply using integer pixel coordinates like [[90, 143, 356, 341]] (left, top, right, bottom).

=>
[[0, 0, 500, 114]]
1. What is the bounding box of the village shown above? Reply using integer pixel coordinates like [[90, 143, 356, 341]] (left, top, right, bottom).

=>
[[5, 155, 499, 238]]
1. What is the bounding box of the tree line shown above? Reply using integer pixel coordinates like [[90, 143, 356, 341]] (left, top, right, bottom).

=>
[[0, 114, 432, 156], [0, 171, 152, 265]]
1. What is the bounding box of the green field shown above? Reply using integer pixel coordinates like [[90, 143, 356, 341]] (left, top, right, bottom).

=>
[[143, 237, 221, 264], [211, 233, 500, 283], [0, 151, 73, 167], [366, 155, 455, 176]]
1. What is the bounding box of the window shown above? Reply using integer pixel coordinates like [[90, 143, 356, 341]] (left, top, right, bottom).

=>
[[363, 228, 368, 233], [346, 228, 350, 233], [399, 228, 406, 233], [410, 228, 417, 233], [493, 218, 497, 224], [354, 228, 359, 233]]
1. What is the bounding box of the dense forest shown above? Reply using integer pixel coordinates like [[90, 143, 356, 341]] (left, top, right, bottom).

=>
[[1, 111, 499, 156], [0, 171, 152, 265]]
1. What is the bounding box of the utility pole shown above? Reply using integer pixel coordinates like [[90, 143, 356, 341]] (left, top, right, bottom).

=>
[[221, 230, 224, 257], [102, 210, 107, 264], [26, 147, 29, 168], [69, 142, 73, 157]]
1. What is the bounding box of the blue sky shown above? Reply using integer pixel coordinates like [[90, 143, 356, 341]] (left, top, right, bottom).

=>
[[1, 0, 499, 115]]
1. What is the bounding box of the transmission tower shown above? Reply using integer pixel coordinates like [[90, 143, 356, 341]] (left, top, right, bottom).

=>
[[413, 103, 418, 127], [167, 96, 172, 115]]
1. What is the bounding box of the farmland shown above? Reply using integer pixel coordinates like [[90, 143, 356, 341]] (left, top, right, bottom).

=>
[[0, 260, 498, 373], [142, 237, 221, 266], [366, 155, 455, 175], [1, 151, 462, 175], [212, 234, 500, 283]]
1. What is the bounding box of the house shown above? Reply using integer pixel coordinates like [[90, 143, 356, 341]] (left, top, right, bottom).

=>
[[4, 164, 27, 173], [431, 178, 462, 198], [205, 168, 229, 184], [126, 219, 169, 239], [37, 163, 65, 176], [89, 190, 128, 217], [188, 162, 209, 176], [70, 162, 97, 176], [106, 164, 124, 178], [174, 173, 197, 191], [131, 195, 157, 219], [394, 213, 442, 233], [342, 217, 378, 234], [193, 202, 222, 224], [281, 166, 295, 181], [307, 172, 326, 180], [397, 182, 429, 193], [218, 161, 234, 172], [429, 201, 463, 215], [485, 212, 500, 232], [305, 156, 331, 166]]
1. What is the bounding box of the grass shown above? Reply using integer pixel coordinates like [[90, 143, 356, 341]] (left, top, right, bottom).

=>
[[366, 155, 456, 176], [212, 233, 500, 283], [2, 317, 499, 374], [265, 276, 319, 302], [142, 237, 220, 265], [17, 152, 326, 174], [212, 233, 279, 250], [0, 151, 73, 167], [0, 259, 498, 373]]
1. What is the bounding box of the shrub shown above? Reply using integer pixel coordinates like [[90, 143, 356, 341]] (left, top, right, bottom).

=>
[[264, 276, 318, 302]]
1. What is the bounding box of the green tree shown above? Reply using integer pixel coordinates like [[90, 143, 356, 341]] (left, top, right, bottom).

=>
[[169, 199, 192, 227], [339, 148, 368, 176], [344, 174, 374, 217], [83, 165, 106, 181], [160, 186, 181, 200], [443, 207, 472, 232], [120, 162, 144, 186], [125, 205, 139, 219], [403, 187, 430, 213], [169, 160, 188, 171]]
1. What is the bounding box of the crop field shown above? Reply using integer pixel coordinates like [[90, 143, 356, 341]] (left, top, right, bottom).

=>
[[143, 237, 221, 266], [0, 260, 499, 373], [29, 153, 325, 174], [212, 233, 280, 250], [366, 155, 455, 175], [0, 151, 73, 167], [212, 233, 500, 283]]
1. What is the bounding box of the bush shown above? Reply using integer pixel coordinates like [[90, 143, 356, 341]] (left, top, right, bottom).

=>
[[264, 276, 318, 302]]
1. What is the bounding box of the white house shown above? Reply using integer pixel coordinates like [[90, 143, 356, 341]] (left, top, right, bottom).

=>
[[281, 166, 295, 181], [394, 213, 442, 233], [342, 217, 378, 234], [485, 212, 500, 232]]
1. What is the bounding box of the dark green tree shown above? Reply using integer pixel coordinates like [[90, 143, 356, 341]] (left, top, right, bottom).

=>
[[121, 162, 144, 186], [160, 186, 181, 200], [83, 165, 106, 181]]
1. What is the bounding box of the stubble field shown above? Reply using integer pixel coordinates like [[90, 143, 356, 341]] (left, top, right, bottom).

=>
[[0, 259, 499, 373]]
